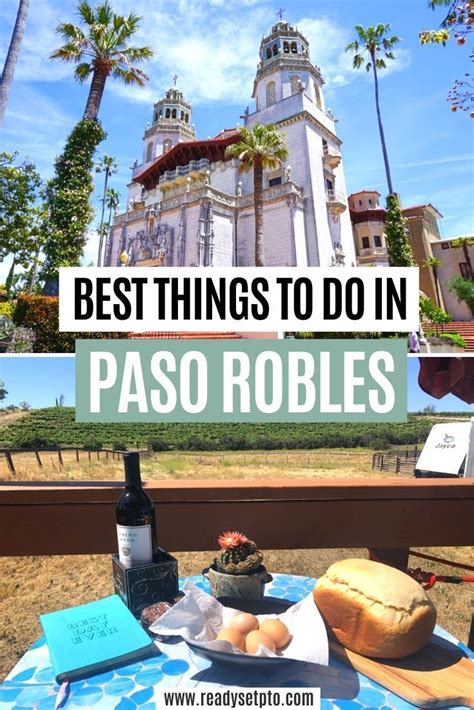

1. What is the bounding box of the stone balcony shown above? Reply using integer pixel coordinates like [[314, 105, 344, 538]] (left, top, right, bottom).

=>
[[326, 189, 347, 217], [323, 143, 341, 169], [358, 246, 388, 258], [159, 159, 211, 187]]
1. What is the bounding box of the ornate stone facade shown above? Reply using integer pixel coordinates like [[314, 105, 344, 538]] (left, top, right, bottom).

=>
[[105, 20, 356, 269]]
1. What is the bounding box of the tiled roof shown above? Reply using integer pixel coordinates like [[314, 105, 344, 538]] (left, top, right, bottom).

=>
[[133, 130, 240, 190]]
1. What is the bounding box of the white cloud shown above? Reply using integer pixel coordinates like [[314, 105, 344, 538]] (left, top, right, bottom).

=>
[[1, 0, 411, 112], [299, 17, 411, 91]]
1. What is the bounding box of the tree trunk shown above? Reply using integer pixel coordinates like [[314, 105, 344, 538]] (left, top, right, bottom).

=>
[[253, 161, 264, 266], [0, 0, 30, 126], [433, 267, 442, 308], [5, 258, 15, 296], [83, 69, 107, 121], [97, 168, 109, 266], [371, 53, 394, 196]]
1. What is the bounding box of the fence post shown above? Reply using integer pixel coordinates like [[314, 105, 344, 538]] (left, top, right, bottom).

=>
[[5, 451, 15, 476], [34, 450, 43, 469], [75, 449, 79, 463], [372, 453, 376, 470], [57, 449, 64, 469], [396, 457, 401, 474], [88, 450, 91, 462]]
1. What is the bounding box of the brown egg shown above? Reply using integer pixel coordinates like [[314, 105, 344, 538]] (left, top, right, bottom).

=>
[[216, 628, 245, 651], [259, 619, 291, 649], [228, 612, 259, 635], [245, 629, 276, 655]]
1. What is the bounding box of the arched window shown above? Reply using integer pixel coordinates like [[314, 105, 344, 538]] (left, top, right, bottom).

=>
[[158, 109, 162, 119], [146, 142, 154, 162], [180, 110, 184, 120], [163, 139, 172, 154], [266, 81, 276, 106], [291, 41, 297, 54], [272, 43, 278, 56], [185, 113, 189, 123], [266, 47, 272, 59], [165, 108, 171, 118], [314, 81, 322, 108], [290, 76, 301, 95], [283, 41, 290, 54], [172, 108, 177, 119]]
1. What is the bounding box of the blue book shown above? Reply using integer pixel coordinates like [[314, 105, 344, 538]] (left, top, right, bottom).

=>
[[40, 595, 156, 683]]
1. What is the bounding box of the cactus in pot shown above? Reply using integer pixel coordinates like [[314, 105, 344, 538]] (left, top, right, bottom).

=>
[[205, 530, 272, 598], [214, 531, 264, 575]]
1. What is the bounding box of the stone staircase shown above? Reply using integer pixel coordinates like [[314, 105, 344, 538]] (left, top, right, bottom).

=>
[[424, 321, 474, 352]]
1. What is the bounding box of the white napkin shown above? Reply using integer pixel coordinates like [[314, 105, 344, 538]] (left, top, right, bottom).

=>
[[150, 580, 328, 665]]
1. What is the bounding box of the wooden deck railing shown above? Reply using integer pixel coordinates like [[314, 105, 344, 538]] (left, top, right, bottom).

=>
[[1, 478, 473, 560]]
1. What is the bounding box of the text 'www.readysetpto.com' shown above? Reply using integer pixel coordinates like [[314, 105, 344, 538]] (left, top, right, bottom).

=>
[[156, 689, 320, 709]]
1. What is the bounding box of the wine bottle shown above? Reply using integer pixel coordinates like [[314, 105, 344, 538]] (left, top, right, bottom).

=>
[[116, 452, 158, 568]]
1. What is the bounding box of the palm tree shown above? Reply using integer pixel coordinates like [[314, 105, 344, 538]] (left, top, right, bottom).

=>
[[225, 124, 288, 266], [104, 187, 120, 230], [50, 1, 153, 121], [102, 187, 120, 265], [96, 154, 118, 265], [0, 0, 30, 126], [423, 256, 443, 306], [346, 24, 400, 195], [451, 236, 473, 279]]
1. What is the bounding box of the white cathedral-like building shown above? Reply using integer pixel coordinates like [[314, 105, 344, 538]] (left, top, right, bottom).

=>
[[104, 20, 357, 270]]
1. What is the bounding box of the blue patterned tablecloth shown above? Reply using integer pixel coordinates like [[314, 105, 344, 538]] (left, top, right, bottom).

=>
[[0, 574, 472, 710]]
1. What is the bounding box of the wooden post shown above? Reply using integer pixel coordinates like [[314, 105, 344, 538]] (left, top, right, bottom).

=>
[[396, 457, 401, 474], [57, 449, 64, 469], [5, 451, 15, 476], [34, 450, 43, 469], [88, 450, 91, 462], [75, 449, 79, 463], [97, 450, 100, 460], [369, 547, 410, 571], [468, 610, 474, 651], [106, 450, 109, 460]]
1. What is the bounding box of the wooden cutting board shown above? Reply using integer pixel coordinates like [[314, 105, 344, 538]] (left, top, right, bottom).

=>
[[329, 636, 474, 708]]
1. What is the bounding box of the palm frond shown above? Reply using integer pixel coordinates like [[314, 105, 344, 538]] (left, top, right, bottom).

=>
[[77, 0, 96, 26], [116, 46, 154, 62], [50, 44, 84, 62], [74, 62, 92, 82], [111, 65, 149, 86]]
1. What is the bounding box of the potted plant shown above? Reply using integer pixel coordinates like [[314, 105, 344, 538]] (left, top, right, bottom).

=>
[[203, 531, 272, 600]]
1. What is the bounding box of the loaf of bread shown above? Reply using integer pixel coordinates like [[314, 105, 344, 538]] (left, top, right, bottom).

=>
[[313, 559, 436, 658]]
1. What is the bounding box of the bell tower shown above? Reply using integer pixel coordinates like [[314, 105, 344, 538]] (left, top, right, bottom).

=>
[[142, 78, 197, 166], [245, 16, 356, 268], [252, 20, 325, 117]]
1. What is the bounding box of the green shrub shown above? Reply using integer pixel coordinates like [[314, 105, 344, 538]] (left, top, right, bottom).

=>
[[147, 439, 170, 452], [439, 333, 466, 349], [13, 294, 122, 352], [83, 440, 103, 451], [112, 441, 128, 451], [14, 436, 58, 449], [371, 438, 391, 450]]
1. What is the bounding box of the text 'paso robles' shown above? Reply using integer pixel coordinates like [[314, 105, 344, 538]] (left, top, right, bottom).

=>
[[60, 267, 419, 333], [75, 339, 407, 423]]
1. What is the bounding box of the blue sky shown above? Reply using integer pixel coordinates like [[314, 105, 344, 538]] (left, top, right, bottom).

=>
[[0, 354, 471, 413], [0, 0, 473, 281]]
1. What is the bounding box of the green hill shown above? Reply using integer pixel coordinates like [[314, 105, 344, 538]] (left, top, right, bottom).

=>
[[0, 407, 443, 450]]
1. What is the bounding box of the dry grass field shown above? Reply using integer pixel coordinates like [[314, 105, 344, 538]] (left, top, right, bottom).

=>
[[1, 451, 472, 681]]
